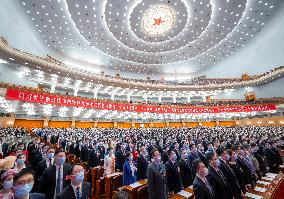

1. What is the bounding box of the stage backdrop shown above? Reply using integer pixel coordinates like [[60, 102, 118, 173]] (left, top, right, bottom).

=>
[[5, 88, 276, 114]]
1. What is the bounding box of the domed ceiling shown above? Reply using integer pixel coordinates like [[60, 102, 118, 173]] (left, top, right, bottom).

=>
[[19, 0, 282, 78]]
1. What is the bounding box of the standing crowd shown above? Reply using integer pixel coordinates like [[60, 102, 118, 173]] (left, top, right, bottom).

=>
[[0, 126, 283, 199]]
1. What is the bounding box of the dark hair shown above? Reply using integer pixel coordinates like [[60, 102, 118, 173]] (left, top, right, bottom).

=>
[[167, 149, 174, 157], [190, 144, 195, 149], [13, 168, 35, 185], [206, 151, 215, 162], [55, 148, 65, 156], [126, 152, 131, 157], [113, 191, 130, 199], [192, 159, 202, 173], [17, 153, 25, 159], [67, 163, 82, 175], [250, 143, 257, 147], [216, 147, 225, 156], [150, 148, 159, 158]]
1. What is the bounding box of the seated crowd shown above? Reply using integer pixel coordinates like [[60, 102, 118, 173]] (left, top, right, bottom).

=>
[[0, 126, 283, 199]]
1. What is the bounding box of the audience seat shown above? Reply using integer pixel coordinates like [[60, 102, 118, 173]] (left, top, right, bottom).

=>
[[137, 185, 149, 199]]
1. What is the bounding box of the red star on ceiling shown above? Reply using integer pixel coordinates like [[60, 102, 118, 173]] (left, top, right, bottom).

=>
[[153, 17, 165, 26]]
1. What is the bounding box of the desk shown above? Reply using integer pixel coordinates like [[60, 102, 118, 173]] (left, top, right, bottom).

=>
[[244, 172, 284, 199], [169, 187, 194, 199], [123, 180, 148, 199]]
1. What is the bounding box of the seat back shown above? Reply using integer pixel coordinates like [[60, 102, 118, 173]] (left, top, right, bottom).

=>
[[95, 178, 105, 199], [112, 174, 123, 193], [137, 185, 149, 199]]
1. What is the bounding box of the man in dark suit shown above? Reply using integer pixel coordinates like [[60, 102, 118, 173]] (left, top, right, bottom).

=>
[[74, 141, 81, 158], [13, 168, 45, 199], [206, 151, 232, 199], [147, 148, 167, 199], [136, 145, 149, 180], [178, 149, 192, 187], [188, 144, 199, 167], [34, 145, 49, 169], [173, 142, 181, 161], [197, 145, 208, 167], [115, 144, 127, 172], [192, 159, 214, 199], [56, 164, 92, 199], [0, 138, 9, 158], [165, 150, 182, 194], [216, 147, 242, 199], [251, 143, 268, 175], [31, 142, 44, 169], [38, 148, 72, 199], [235, 146, 254, 188], [80, 143, 89, 162], [34, 148, 55, 191], [88, 144, 100, 168]]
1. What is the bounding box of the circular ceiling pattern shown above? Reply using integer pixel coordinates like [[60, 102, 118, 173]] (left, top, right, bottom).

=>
[[19, 0, 283, 78], [142, 5, 175, 36]]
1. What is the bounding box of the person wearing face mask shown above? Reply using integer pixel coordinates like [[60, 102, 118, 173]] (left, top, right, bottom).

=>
[[31, 142, 45, 169], [115, 144, 127, 172], [264, 142, 281, 173], [56, 164, 92, 199], [33, 145, 49, 170], [15, 154, 29, 172], [34, 148, 55, 191], [234, 146, 255, 190], [0, 169, 17, 199], [193, 159, 214, 199], [216, 147, 243, 199], [136, 145, 149, 180], [165, 150, 182, 194], [104, 147, 115, 176], [123, 152, 137, 185], [178, 149, 192, 188], [147, 148, 166, 199], [228, 150, 247, 194], [38, 148, 72, 199], [80, 140, 89, 163], [88, 142, 100, 168], [251, 143, 268, 176], [173, 142, 181, 161], [188, 144, 199, 168], [205, 143, 214, 155], [206, 151, 232, 199], [12, 168, 45, 199]]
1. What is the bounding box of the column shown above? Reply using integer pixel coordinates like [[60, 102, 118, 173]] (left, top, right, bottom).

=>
[[111, 93, 115, 101], [93, 90, 98, 99], [158, 95, 162, 103], [187, 96, 191, 103], [50, 85, 56, 93], [173, 95, 176, 103], [43, 117, 49, 128], [74, 89, 78, 97], [127, 94, 131, 103], [143, 95, 148, 103], [71, 120, 76, 128]]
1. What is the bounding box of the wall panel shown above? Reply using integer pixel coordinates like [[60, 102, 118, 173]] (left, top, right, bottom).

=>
[[75, 122, 94, 128], [48, 121, 72, 128], [14, 119, 43, 131]]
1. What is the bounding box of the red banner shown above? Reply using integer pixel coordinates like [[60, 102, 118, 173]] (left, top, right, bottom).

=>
[[5, 88, 276, 114]]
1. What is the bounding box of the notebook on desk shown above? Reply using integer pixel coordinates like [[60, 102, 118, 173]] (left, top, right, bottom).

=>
[[177, 190, 192, 198]]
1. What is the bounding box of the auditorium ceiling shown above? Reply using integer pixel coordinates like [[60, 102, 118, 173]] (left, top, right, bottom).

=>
[[17, 0, 283, 78]]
